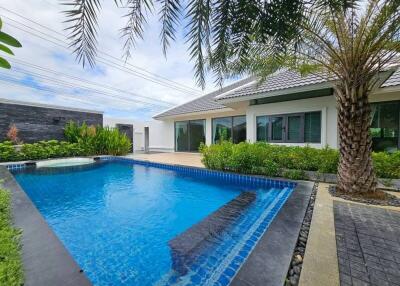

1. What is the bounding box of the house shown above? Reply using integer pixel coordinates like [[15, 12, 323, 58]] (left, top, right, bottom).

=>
[[153, 69, 400, 152]]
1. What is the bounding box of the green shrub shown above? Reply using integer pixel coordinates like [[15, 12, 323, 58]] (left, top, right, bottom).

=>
[[64, 122, 132, 156], [261, 159, 280, 177], [282, 169, 307, 180], [372, 151, 400, 179], [19, 140, 85, 161], [200, 142, 400, 179], [0, 141, 21, 162], [0, 189, 24, 285]]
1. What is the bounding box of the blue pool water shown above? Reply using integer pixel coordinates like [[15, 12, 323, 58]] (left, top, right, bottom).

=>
[[12, 159, 295, 286]]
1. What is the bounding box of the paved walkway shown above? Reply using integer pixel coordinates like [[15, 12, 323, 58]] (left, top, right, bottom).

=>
[[334, 202, 400, 286], [124, 152, 204, 168], [299, 183, 339, 286]]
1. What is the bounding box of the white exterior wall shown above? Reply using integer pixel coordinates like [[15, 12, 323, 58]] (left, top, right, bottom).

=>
[[104, 117, 176, 152], [246, 95, 338, 148], [105, 89, 399, 153]]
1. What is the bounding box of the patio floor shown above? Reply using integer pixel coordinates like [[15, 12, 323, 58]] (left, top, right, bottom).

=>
[[124, 152, 204, 168]]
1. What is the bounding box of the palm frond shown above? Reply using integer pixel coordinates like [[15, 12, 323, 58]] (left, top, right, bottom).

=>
[[158, 0, 181, 56], [121, 0, 154, 60], [185, 0, 212, 88], [63, 0, 102, 67], [209, 0, 233, 86]]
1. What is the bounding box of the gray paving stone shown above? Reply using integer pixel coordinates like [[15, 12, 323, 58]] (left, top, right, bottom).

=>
[[334, 201, 400, 286]]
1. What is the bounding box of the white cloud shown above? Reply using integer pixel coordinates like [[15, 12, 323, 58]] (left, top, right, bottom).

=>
[[0, 0, 227, 120]]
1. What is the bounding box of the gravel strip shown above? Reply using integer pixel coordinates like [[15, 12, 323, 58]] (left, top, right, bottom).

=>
[[284, 183, 317, 286], [329, 185, 400, 207]]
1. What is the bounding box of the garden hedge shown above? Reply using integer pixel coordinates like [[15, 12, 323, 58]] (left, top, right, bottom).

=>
[[0, 122, 132, 162], [200, 141, 400, 179]]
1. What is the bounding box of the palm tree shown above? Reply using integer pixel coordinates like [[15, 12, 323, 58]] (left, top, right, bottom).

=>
[[223, 0, 400, 194], [63, 0, 399, 194], [0, 17, 22, 69]]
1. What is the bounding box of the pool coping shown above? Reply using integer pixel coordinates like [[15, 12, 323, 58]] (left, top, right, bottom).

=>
[[230, 180, 315, 286], [1, 157, 312, 286], [0, 166, 91, 286]]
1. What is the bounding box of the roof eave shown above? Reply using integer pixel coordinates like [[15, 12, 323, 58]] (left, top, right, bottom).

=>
[[153, 107, 235, 120], [216, 82, 335, 104]]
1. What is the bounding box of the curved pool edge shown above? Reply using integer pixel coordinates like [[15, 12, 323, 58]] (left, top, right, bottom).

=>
[[0, 166, 92, 286]]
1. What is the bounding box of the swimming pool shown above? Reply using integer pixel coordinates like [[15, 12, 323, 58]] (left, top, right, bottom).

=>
[[11, 158, 295, 286]]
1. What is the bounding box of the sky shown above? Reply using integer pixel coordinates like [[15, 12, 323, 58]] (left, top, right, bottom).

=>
[[0, 1, 228, 120]]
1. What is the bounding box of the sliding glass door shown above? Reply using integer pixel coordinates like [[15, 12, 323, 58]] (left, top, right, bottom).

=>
[[175, 120, 206, 152]]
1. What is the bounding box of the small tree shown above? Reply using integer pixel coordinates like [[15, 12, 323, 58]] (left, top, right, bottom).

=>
[[6, 124, 21, 144]]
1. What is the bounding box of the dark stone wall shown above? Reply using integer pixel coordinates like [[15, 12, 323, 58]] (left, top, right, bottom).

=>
[[0, 102, 103, 143]]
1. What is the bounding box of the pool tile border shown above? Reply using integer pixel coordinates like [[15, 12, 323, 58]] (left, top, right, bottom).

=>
[[0, 166, 91, 286], [230, 180, 314, 286], [99, 156, 296, 189]]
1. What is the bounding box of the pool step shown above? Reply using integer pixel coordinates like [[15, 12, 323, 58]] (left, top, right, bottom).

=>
[[168, 191, 256, 275]]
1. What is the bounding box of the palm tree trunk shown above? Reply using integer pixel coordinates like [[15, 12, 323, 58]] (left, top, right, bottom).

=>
[[336, 82, 377, 193]]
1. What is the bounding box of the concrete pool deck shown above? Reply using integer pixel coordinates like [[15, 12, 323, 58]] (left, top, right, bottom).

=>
[[124, 152, 204, 168]]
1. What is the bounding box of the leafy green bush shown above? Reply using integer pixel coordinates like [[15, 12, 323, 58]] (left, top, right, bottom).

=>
[[372, 151, 400, 179], [200, 141, 400, 179], [19, 140, 85, 160], [0, 189, 23, 285], [0, 141, 21, 162], [282, 169, 307, 180], [0, 123, 131, 162], [64, 121, 131, 156]]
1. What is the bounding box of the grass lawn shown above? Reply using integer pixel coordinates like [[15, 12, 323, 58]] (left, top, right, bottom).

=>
[[0, 187, 23, 285]]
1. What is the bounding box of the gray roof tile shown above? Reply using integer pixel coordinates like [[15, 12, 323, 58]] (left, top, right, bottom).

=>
[[153, 77, 255, 118], [382, 69, 400, 87], [217, 70, 329, 100], [154, 68, 400, 119]]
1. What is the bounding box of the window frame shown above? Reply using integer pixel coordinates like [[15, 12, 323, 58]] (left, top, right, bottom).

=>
[[212, 115, 247, 144], [256, 111, 321, 144]]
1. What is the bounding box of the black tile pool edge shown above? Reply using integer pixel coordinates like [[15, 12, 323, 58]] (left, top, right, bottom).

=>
[[0, 166, 91, 286], [230, 180, 314, 286]]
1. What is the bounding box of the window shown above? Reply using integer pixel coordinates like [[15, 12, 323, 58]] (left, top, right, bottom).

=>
[[256, 116, 268, 141], [271, 116, 284, 141], [175, 120, 205, 152], [370, 101, 400, 151], [304, 112, 322, 143], [256, 111, 321, 143], [233, 116, 247, 144], [212, 116, 246, 143], [287, 115, 303, 142]]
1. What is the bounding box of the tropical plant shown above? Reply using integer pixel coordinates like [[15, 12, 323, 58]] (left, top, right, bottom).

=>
[[64, 122, 132, 155], [0, 17, 22, 69], [235, 0, 399, 194], [62, 0, 305, 86]]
